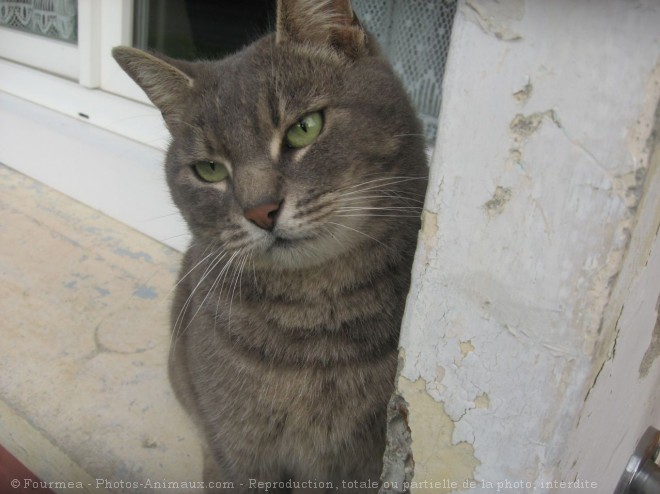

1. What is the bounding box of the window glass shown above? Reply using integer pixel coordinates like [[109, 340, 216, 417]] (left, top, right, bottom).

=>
[[0, 0, 77, 43], [133, 0, 274, 60]]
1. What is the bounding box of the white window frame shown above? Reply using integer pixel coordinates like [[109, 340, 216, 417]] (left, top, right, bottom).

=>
[[0, 27, 78, 80], [0, 0, 183, 249], [0, 0, 157, 135], [98, 0, 151, 103]]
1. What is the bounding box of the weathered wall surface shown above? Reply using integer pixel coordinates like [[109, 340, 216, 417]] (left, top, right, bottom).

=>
[[559, 99, 660, 490], [387, 1, 660, 492]]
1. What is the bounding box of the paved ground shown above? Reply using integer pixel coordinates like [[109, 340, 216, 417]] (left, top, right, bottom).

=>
[[0, 164, 202, 493]]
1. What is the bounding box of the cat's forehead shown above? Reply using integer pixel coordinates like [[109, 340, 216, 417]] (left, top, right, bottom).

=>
[[192, 37, 345, 155], [202, 37, 344, 113]]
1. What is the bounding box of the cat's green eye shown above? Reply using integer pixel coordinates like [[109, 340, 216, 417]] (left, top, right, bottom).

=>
[[285, 111, 323, 149], [193, 160, 229, 183]]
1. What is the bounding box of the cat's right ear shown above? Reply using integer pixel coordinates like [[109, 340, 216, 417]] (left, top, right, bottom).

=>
[[112, 46, 194, 130], [276, 0, 368, 59]]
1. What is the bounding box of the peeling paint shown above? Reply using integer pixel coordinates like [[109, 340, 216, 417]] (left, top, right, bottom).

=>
[[420, 210, 439, 253], [380, 392, 414, 494], [483, 186, 512, 217], [459, 341, 475, 358], [398, 377, 478, 493], [436, 365, 446, 383], [509, 110, 558, 139], [627, 60, 660, 167], [507, 110, 562, 182], [464, 0, 524, 41], [513, 78, 533, 104], [586, 99, 660, 376], [639, 293, 660, 378], [637, 98, 660, 380], [507, 148, 524, 172], [615, 168, 648, 212], [395, 3, 660, 490], [474, 393, 490, 409], [562, 85, 660, 487]]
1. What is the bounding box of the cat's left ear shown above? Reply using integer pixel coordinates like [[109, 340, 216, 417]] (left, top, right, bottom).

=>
[[276, 0, 368, 59], [112, 46, 195, 130]]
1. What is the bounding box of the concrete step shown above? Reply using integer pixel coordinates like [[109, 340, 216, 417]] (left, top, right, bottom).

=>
[[0, 164, 202, 493]]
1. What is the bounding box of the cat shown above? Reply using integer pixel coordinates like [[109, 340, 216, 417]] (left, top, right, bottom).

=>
[[112, 0, 427, 492]]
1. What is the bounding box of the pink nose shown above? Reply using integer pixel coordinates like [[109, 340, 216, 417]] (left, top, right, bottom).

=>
[[244, 202, 281, 231]]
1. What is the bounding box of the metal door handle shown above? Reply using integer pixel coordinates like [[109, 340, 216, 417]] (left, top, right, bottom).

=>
[[615, 426, 660, 494]]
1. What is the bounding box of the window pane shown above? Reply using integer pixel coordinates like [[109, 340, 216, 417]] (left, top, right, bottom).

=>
[[133, 0, 274, 60], [0, 0, 78, 43]]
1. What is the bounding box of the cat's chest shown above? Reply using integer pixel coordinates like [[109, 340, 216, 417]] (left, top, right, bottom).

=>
[[186, 260, 402, 369], [193, 259, 397, 326], [196, 346, 396, 451]]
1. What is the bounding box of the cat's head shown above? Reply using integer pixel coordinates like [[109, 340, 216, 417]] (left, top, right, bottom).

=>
[[113, 0, 427, 270]]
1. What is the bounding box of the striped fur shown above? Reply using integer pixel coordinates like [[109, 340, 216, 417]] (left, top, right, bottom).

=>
[[112, 1, 427, 492]]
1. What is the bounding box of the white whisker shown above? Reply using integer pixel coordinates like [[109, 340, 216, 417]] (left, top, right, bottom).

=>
[[212, 249, 244, 334], [338, 177, 427, 198], [326, 221, 390, 250], [170, 248, 228, 351], [227, 250, 248, 329], [337, 206, 422, 211], [336, 175, 426, 194], [338, 194, 425, 204], [335, 214, 422, 218]]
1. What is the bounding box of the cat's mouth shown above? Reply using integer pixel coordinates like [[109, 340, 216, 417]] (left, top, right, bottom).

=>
[[271, 237, 294, 249], [266, 231, 318, 251], [257, 227, 348, 269]]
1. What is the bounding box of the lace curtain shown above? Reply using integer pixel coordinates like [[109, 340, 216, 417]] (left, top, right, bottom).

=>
[[353, 0, 457, 145], [0, 0, 77, 43]]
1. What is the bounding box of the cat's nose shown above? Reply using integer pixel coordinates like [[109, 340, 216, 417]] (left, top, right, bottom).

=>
[[244, 201, 281, 231]]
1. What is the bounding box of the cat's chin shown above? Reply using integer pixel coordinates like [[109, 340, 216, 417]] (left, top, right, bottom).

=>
[[251, 234, 346, 271], [271, 237, 295, 249]]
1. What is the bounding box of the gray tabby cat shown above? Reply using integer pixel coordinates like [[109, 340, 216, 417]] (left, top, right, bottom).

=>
[[113, 0, 427, 492]]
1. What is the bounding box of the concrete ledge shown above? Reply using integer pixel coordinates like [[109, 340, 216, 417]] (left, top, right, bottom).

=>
[[0, 164, 202, 492]]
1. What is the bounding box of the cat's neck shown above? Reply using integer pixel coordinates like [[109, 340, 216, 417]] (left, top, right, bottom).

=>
[[260, 241, 404, 296], [188, 235, 411, 300]]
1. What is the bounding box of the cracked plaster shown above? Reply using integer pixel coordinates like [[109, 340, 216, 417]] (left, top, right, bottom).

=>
[[389, 1, 660, 491]]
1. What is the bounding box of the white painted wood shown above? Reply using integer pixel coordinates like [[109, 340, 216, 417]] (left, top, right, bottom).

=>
[[561, 194, 660, 490], [0, 27, 78, 80], [396, 0, 660, 491], [558, 61, 660, 486], [99, 0, 151, 104], [0, 59, 168, 151], [78, 0, 102, 88], [0, 91, 189, 252]]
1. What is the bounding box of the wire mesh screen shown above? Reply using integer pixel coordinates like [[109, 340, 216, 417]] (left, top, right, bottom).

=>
[[0, 0, 77, 43], [353, 0, 457, 145]]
